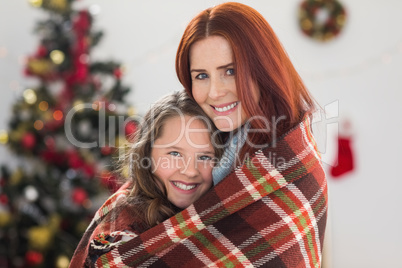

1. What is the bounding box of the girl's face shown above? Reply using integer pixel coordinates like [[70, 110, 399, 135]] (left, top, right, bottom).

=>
[[189, 35, 259, 132], [151, 115, 215, 209]]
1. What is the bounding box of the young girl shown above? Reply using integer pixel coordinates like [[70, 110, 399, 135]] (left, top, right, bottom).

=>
[[69, 91, 222, 267]]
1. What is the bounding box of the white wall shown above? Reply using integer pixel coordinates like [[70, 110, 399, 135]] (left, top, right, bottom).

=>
[[1, 1, 401, 267]]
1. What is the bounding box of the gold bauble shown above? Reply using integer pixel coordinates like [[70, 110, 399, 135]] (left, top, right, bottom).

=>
[[49, 214, 61, 231], [0, 212, 12, 227], [9, 130, 22, 143], [56, 255, 70, 268], [29, 0, 43, 8], [47, 0, 68, 12], [0, 130, 9, 144], [27, 59, 53, 75], [10, 169, 24, 186], [28, 226, 53, 250], [127, 106, 137, 117]]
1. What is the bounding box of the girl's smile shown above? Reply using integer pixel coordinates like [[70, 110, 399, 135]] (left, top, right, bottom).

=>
[[151, 115, 215, 209]]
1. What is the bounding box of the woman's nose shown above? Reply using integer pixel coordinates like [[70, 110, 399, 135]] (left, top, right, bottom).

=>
[[208, 76, 226, 100]]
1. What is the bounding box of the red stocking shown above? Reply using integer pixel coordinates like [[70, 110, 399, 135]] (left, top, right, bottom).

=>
[[330, 136, 354, 178]]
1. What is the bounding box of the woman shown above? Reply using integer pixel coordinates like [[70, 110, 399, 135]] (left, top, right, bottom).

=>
[[81, 3, 327, 267], [175, 2, 327, 266]]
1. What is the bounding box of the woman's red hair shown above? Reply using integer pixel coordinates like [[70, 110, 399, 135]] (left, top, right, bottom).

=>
[[176, 2, 315, 159]]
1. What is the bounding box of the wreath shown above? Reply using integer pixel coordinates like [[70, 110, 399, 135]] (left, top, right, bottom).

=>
[[298, 0, 347, 42]]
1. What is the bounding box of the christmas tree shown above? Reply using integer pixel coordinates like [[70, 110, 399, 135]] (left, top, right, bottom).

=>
[[0, 0, 137, 267]]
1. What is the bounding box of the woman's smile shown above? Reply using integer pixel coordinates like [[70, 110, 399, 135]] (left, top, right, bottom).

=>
[[211, 101, 239, 114], [189, 35, 259, 131]]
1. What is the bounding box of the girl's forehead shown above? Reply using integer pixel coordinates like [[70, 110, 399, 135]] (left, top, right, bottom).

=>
[[154, 116, 213, 148]]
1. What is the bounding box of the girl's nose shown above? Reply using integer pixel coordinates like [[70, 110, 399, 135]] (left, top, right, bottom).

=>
[[180, 157, 199, 178]]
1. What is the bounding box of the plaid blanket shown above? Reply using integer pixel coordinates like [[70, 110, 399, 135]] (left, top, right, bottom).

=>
[[69, 116, 327, 267]]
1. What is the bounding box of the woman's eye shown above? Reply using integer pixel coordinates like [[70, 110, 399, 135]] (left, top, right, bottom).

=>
[[169, 151, 181, 157], [226, 68, 235, 76], [199, 155, 212, 161], [195, 73, 208, 80]]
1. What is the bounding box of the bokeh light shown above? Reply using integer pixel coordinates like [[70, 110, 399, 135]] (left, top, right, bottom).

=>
[[39, 101, 49, 111], [50, 50, 65, 65], [53, 110, 63, 121], [23, 89, 37, 104]]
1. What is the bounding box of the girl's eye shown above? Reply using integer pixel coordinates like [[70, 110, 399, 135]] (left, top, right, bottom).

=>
[[226, 68, 235, 76], [169, 151, 181, 157], [195, 73, 208, 80], [198, 155, 212, 161]]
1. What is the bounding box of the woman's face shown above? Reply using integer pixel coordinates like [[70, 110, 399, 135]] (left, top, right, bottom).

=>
[[189, 35, 259, 132], [151, 115, 215, 209]]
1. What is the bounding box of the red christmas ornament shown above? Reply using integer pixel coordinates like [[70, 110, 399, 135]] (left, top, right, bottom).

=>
[[40, 149, 66, 166], [101, 146, 114, 156], [73, 10, 91, 37], [44, 136, 56, 150], [72, 187, 88, 205], [82, 163, 95, 178], [21, 132, 36, 150], [25, 250, 43, 266], [73, 40, 89, 83], [65, 19, 90, 85], [35, 45, 48, 57], [0, 194, 8, 205], [67, 150, 85, 169], [113, 68, 122, 79], [125, 121, 137, 138]]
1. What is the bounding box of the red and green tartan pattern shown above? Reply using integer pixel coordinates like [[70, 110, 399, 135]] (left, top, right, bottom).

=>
[[69, 116, 327, 267]]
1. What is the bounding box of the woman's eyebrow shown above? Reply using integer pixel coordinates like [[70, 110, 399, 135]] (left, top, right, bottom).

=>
[[190, 62, 234, 73], [190, 68, 206, 73], [216, 62, 234, 70]]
